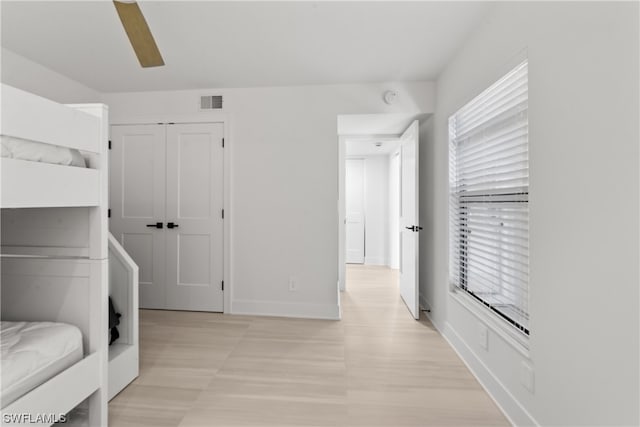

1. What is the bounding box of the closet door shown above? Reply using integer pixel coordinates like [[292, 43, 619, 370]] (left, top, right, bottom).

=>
[[110, 124, 167, 309], [165, 123, 224, 312], [345, 159, 365, 264]]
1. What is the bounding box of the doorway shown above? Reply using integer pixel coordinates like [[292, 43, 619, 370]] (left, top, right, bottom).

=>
[[338, 115, 422, 320]]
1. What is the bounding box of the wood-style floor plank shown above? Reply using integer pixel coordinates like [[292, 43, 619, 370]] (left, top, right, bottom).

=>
[[109, 265, 509, 426]]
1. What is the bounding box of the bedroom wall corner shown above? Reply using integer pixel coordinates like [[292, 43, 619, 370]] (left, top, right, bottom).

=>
[[1, 48, 101, 104]]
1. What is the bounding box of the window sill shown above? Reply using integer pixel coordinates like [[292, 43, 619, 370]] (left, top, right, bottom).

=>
[[449, 288, 531, 359]]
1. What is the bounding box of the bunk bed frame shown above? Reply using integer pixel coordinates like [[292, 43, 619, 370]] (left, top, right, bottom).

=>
[[1, 84, 109, 426]]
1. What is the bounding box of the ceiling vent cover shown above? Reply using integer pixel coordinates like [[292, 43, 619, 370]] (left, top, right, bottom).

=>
[[200, 95, 223, 110]]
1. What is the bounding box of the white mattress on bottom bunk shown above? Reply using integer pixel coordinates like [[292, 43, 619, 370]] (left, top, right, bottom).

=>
[[1, 321, 83, 409]]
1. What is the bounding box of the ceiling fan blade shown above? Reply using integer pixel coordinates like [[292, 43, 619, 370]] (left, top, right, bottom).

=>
[[113, 1, 164, 68]]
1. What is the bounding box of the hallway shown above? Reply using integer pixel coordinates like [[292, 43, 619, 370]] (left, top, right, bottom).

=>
[[340, 264, 508, 425], [109, 265, 508, 426]]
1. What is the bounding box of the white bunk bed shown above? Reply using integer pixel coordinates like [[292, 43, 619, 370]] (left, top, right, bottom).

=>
[[1, 84, 109, 426]]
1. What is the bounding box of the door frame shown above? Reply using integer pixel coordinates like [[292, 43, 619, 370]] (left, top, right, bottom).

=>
[[110, 113, 232, 314]]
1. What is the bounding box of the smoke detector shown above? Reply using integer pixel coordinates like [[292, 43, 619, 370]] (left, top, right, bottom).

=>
[[383, 90, 398, 105]]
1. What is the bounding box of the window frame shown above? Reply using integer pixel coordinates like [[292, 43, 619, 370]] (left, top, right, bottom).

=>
[[448, 60, 530, 338]]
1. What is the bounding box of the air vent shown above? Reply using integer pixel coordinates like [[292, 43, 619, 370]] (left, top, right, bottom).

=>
[[200, 95, 223, 110]]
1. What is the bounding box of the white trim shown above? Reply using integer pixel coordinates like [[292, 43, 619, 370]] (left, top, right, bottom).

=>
[[419, 293, 431, 313], [443, 322, 539, 427], [109, 112, 229, 127], [364, 256, 386, 266], [421, 305, 445, 336], [223, 118, 232, 315], [232, 299, 340, 320], [450, 290, 530, 358]]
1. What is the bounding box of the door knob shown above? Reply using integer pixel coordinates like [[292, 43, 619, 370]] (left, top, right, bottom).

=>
[[405, 226, 416, 231], [167, 222, 179, 229], [146, 222, 163, 229]]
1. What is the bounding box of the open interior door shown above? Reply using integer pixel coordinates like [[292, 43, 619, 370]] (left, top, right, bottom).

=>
[[399, 120, 420, 319]]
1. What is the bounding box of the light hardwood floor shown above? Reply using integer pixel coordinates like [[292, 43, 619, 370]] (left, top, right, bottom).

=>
[[109, 265, 509, 426]]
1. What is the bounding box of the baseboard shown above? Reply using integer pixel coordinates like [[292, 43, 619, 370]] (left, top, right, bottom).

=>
[[231, 299, 340, 320], [364, 256, 385, 266], [419, 294, 446, 331], [443, 323, 539, 427], [419, 293, 431, 312]]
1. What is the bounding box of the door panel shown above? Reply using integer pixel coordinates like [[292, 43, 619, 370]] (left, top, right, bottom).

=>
[[399, 120, 420, 319], [178, 234, 211, 285], [110, 125, 166, 309], [177, 135, 212, 218], [165, 123, 224, 312], [122, 137, 155, 218], [345, 158, 365, 264]]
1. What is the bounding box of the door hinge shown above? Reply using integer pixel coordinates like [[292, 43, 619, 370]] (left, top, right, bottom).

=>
[[108, 208, 111, 218], [222, 137, 225, 148], [221, 209, 224, 219], [108, 140, 112, 150], [221, 280, 224, 291]]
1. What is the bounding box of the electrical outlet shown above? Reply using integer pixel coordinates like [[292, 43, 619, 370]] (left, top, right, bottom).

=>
[[521, 362, 534, 393], [288, 276, 297, 292], [478, 323, 488, 350]]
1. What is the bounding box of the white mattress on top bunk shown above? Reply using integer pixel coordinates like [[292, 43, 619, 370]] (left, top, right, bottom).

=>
[[1, 135, 87, 168], [1, 321, 83, 409]]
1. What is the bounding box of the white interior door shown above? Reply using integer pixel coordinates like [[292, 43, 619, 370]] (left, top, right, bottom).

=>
[[110, 123, 224, 312], [399, 120, 420, 319], [110, 124, 166, 309], [165, 123, 224, 312], [346, 158, 365, 264]]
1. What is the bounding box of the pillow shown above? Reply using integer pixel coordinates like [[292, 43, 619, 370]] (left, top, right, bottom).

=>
[[0, 135, 86, 167], [69, 149, 87, 168]]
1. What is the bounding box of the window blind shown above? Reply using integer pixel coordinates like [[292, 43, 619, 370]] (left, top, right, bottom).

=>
[[449, 60, 530, 336]]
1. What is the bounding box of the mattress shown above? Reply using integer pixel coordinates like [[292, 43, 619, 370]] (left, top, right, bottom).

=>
[[1, 321, 83, 409], [1, 135, 87, 168]]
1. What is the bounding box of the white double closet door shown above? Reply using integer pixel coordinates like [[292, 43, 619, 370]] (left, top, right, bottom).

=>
[[110, 123, 224, 312]]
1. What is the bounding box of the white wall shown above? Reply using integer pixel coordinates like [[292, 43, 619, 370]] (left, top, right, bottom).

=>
[[102, 82, 435, 319], [1, 48, 101, 103], [363, 155, 388, 266], [423, 2, 639, 426]]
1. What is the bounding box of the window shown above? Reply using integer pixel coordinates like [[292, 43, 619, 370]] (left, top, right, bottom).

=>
[[449, 60, 530, 336]]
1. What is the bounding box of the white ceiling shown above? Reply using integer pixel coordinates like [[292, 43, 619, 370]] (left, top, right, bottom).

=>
[[1, 1, 491, 93]]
